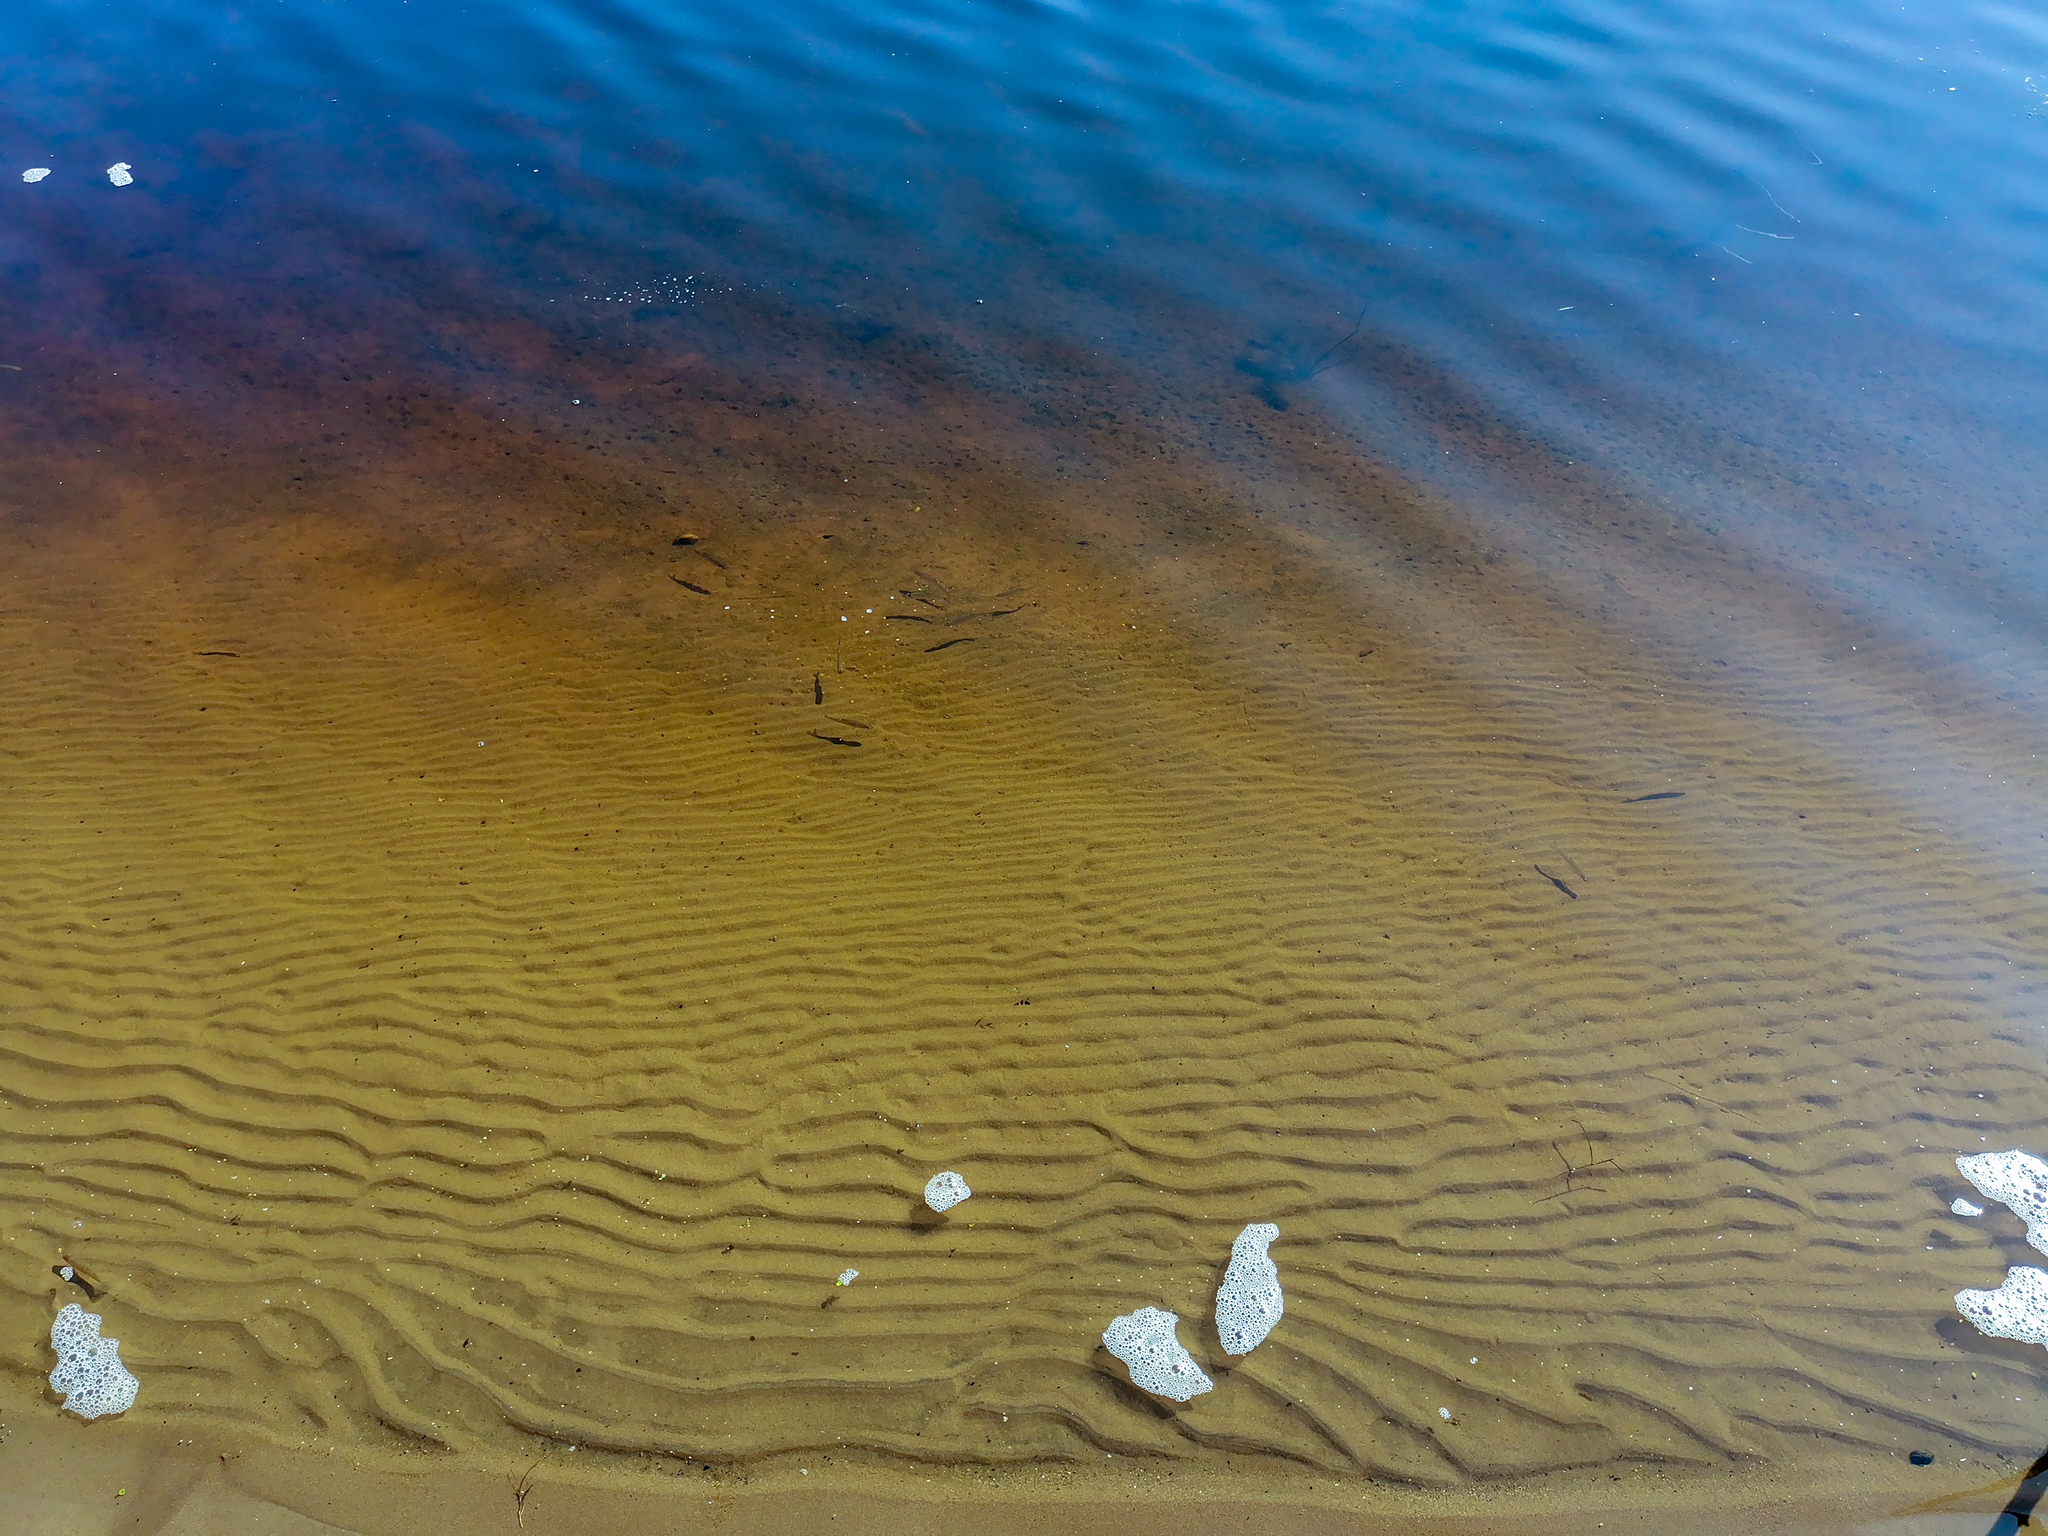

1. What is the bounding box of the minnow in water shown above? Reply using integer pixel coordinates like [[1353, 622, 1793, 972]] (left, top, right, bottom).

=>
[[1533, 865, 1579, 900], [1623, 791, 1685, 803], [670, 576, 712, 595], [924, 638, 975, 653]]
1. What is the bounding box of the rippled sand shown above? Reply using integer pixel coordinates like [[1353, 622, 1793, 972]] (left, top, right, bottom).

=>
[[4, 366, 2048, 1529]]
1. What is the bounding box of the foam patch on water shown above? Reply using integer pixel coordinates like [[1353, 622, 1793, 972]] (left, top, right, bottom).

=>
[[923, 1171, 970, 1212], [1102, 1306, 1212, 1401], [106, 163, 132, 187], [22, 168, 50, 183], [48, 1303, 138, 1419], [1952, 1197, 1984, 1217], [1952, 1152, 2048, 1348], [1957, 1151, 2048, 1254], [1214, 1222, 1283, 1355], [1958, 1267, 2048, 1347]]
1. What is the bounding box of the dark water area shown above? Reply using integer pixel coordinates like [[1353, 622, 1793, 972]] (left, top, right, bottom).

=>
[[8, 0, 2048, 1528], [7, 0, 2046, 538]]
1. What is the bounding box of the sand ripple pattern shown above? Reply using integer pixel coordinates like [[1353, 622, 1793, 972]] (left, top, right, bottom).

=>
[[4, 526, 2047, 1485]]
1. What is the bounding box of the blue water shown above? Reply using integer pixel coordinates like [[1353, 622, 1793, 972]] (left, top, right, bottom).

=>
[[6, 0, 2044, 507]]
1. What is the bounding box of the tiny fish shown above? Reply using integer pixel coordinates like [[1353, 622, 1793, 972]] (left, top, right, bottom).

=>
[[813, 672, 824, 705], [924, 638, 974, 653], [695, 550, 728, 569], [1623, 791, 1685, 803], [195, 651, 239, 658], [886, 613, 934, 623], [810, 731, 862, 747], [1533, 865, 1578, 900], [52, 1264, 100, 1300], [826, 715, 873, 731], [670, 576, 712, 595]]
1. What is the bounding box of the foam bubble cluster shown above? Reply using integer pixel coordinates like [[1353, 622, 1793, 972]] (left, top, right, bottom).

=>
[[106, 163, 133, 187], [1953, 1151, 2048, 1349], [48, 1303, 138, 1419], [1102, 1306, 1212, 1402], [1957, 1151, 2048, 1254], [1214, 1222, 1283, 1355], [1957, 1267, 2048, 1347], [1952, 1197, 1985, 1218], [580, 274, 725, 307], [923, 1171, 971, 1212], [22, 168, 50, 183]]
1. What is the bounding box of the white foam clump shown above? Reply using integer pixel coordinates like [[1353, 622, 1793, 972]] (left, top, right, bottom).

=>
[[835, 1268, 859, 1286], [1958, 1267, 2048, 1347], [1957, 1151, 2048, 1254], [106, 163, 133, 187], [23, 168, 51, 183], [49, 1303, 139, 1419], [1214, 1222, 1283, 1355], [923, 1171, 971, 1212], [1952, 1197, 1985, 1218], [1103, 1306, 1212, 1402]]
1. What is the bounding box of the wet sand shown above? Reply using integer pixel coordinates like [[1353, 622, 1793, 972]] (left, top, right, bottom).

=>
[[0, 1412, 2024, 1535], [5, 249, 2048, 1529]]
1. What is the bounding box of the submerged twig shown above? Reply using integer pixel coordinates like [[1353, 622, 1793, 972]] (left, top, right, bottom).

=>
[[1646, 1073, 1759, 1124], [514, 1451, 551, 1528], [1300, 302, 1370, 380], [1537, 1120, 1620, 1204]]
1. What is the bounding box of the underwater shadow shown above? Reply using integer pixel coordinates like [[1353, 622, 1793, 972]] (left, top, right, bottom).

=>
[[1982, 1444, 2048, 1535]]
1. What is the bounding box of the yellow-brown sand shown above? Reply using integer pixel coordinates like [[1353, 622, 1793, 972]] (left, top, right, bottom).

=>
[[4, 442, 2048, 1524], [0, 1415, 2016, 1534]]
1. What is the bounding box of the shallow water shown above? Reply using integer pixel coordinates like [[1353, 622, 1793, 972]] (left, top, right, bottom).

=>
[[4, 0, 2048, 1520]]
